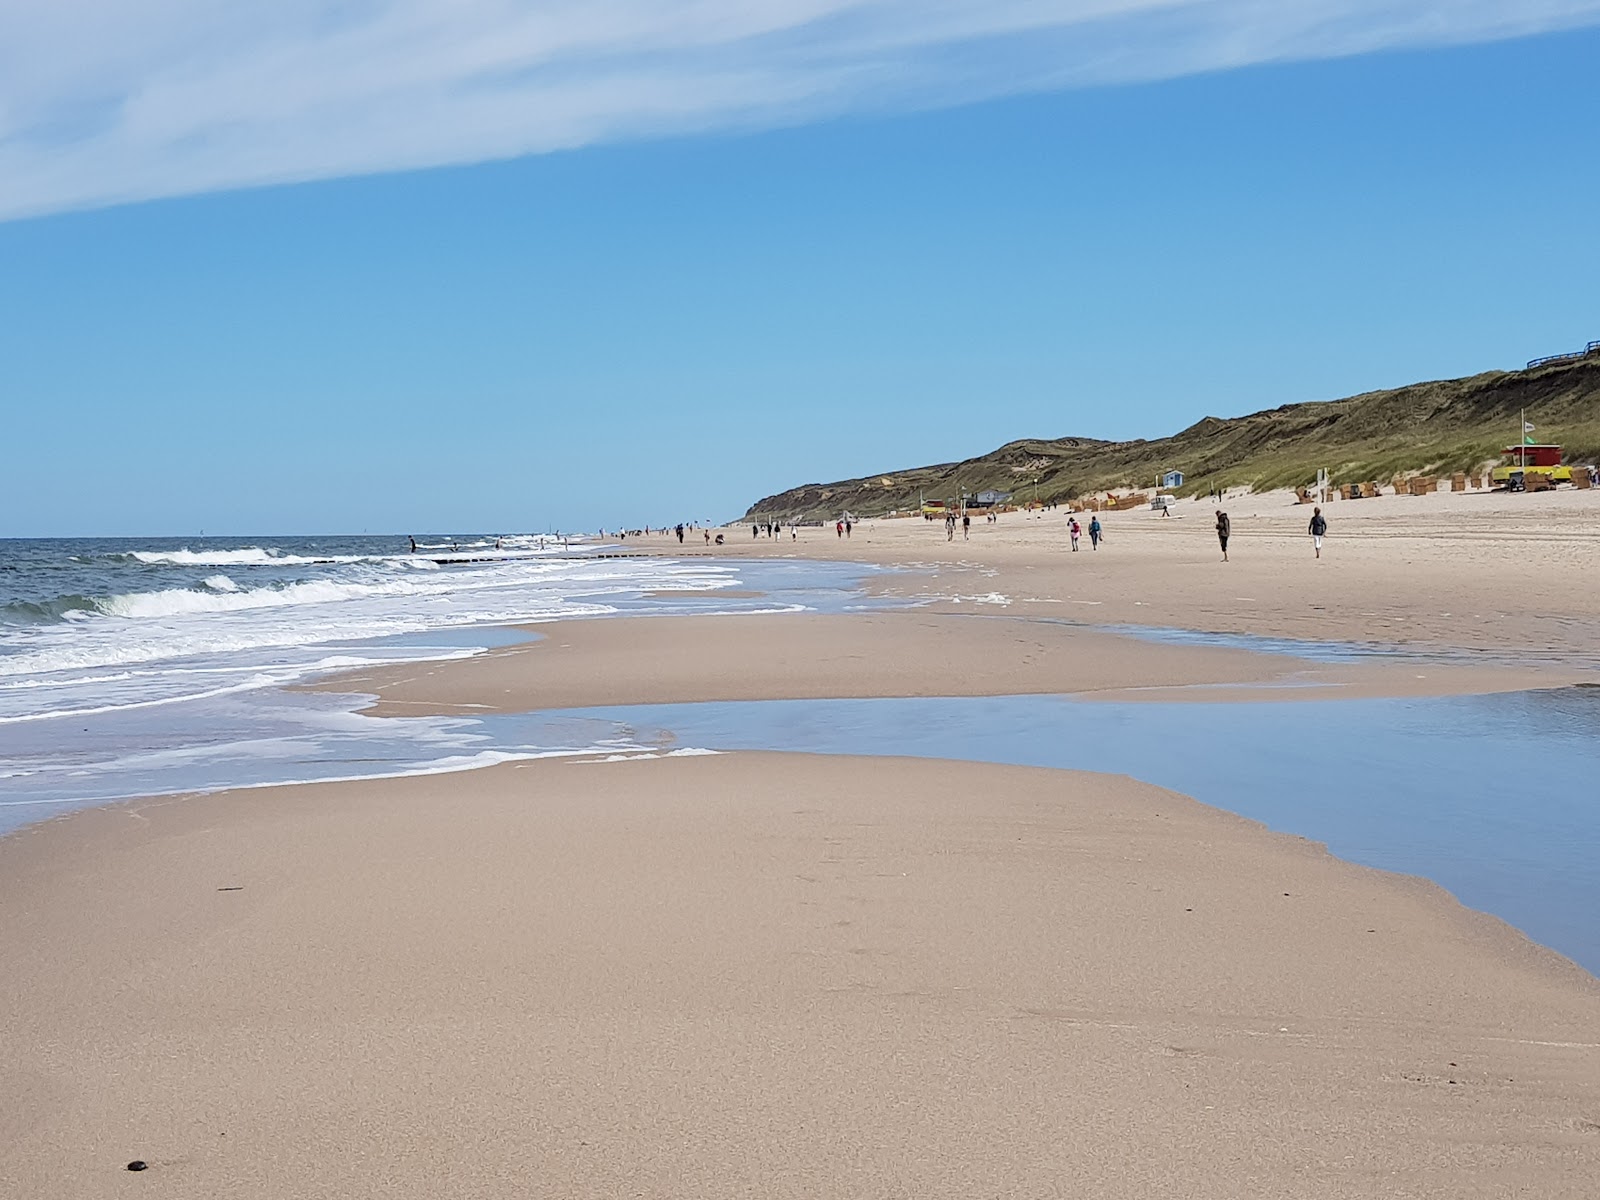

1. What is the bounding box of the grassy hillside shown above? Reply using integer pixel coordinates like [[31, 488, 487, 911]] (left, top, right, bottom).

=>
[[744, 355, 1600, 521]]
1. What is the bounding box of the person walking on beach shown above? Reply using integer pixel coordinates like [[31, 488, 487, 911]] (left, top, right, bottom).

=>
[[845, 519, 853, 538], [962, 512, 970, 539], [676, 523, 685, 544], [1215, 509, 1231, 561], [1308, 506, 1327, 558], [836, 519, 844, 538], [1069, 518, 1081, 551], [1088, 515, 1102, 550], [945, 513, 955, 542]]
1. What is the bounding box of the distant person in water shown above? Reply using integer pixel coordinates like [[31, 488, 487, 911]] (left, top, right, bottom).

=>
[[1215, 509, 1231, 561], [1308, 507, 1327, 558], [409, 536, 416, 553], [1088, 516, 1102, 549]]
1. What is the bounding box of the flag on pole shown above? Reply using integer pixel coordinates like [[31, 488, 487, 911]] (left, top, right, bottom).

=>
[[1524, 421, 1536, 432]]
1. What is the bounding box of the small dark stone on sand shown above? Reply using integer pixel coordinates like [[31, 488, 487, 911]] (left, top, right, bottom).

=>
[[126, 1161, 147, 1172], [217, 886, 243, 892]]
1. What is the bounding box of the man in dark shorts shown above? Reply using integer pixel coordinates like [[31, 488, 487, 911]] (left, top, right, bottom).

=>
[[1215, 509, 1230, 561]]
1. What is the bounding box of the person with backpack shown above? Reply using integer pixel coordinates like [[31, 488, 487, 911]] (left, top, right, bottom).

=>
[[1215, 509, 1230, 561]]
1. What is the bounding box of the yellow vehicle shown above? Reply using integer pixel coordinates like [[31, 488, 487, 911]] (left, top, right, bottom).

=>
[[1490, 444, 1572, 490]]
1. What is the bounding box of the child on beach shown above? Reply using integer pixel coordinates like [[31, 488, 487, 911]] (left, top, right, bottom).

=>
[[1308, 507, 1327, 558]]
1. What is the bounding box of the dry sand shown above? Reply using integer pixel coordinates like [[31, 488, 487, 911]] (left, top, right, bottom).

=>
[[709, 487, 1600, 662], [4, 753, 1599, 1199]]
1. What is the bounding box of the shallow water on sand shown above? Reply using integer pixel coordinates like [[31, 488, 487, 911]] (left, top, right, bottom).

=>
[[492, 689, 1600, 975]]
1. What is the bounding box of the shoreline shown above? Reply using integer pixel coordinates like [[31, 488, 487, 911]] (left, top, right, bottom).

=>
[[5, 752, 1598, 1197]]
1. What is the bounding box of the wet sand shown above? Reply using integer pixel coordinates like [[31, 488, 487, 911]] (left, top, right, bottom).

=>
[[4, 753, 1598, 1199], [319, 612, 1580, 719]]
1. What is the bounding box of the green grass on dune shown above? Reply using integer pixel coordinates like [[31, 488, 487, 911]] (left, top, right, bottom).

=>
[[744, 357, 1600, 520]]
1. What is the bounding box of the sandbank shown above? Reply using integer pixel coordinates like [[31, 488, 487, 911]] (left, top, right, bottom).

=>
[[319, 612, 1579, 719], [4, 752, 1598, 1199]]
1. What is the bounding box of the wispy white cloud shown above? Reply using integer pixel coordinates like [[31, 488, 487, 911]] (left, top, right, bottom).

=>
[[3, 0, 1598, 221]]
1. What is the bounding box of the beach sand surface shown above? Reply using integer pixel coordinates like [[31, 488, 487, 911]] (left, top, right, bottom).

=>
[[320, 613, 1577, 719], [4, 753, 1598, 1199], [706, 488, 1600, 661]]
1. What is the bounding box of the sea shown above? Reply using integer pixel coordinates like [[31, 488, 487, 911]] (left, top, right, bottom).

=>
[[3, 534, 1598, 974], [0, 534, 880, 828]]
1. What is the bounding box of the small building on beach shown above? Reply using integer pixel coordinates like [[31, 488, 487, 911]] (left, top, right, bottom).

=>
[[1160, 469, 1185, 489], [972, 489, 1013, 507]]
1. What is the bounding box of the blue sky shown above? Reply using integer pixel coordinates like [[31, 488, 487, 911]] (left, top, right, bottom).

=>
[[3, 5, 1599, 536]]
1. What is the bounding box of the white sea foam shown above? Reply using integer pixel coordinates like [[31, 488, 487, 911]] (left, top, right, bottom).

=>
[[100, 576, 421, 618], [129, 547, 291, 566], [0, 555, 745, 726]]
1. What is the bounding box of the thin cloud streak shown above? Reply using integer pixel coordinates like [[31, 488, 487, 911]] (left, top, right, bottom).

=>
[[2, 0, 1599, 221]]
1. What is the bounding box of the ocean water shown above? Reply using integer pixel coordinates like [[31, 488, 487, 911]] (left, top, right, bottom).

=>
[[487, 691, 1600, 975], [0, 535, 882, 825]]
